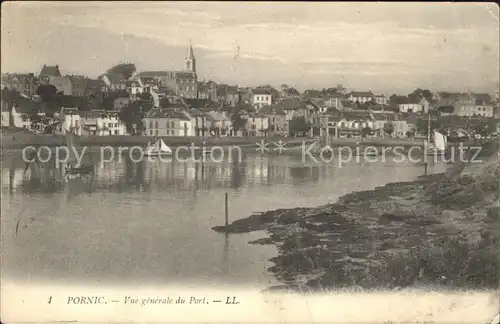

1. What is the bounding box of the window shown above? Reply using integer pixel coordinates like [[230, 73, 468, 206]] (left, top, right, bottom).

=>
[[114, 130, 118, 135], [165, 121, 169, 128], [114, 123, 118, 127], [150, 121, 153, 128], [155, 121, 159, 128]]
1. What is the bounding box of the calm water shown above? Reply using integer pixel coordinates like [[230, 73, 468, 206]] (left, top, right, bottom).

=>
[[1, 151, 447, 289]]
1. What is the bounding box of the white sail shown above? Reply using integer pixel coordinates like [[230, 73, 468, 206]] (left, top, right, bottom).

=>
[[433, 131, 446, 151], [159, 139, 172, 153], [146, 139, 172, 155]]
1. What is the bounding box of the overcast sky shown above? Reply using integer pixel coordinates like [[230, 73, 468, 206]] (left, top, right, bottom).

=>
[[2, 2, 499, 94]]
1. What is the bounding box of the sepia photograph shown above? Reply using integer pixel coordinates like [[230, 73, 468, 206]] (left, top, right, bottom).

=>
[[1, 1, 499, 323]]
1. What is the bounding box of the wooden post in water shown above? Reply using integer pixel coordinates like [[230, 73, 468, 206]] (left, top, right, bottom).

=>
[[224, 192, 229, 227], [424, 161, 428, 175]]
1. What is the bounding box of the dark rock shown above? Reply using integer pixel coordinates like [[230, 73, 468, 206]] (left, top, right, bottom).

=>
[[378, 213, 406, 224]]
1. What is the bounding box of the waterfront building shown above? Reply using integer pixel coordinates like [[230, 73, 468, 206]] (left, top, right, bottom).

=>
[[245, 113, 269, 137], [143, 108, 193, 137], [80, 109, 127, 136], [205, 110, 231, 136], [59, 107, 82, 135], [327, 111, 374, 138], [260, 105, 288, 136]]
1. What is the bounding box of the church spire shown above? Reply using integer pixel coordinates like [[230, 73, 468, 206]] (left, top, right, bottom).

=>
[[185, 39, 196, 72]]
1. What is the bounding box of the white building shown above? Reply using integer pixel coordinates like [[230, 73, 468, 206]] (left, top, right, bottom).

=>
[[251, 89, 272, 110], [143, 108, 193, 137], [60, 107, 82, 135], [80, 110, 127, 135], [375, 95, 388, 105], [398, 102, 424, 113], [348, 91, 374, 104]]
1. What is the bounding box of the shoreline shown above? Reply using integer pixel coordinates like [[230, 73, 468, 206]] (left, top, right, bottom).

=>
[[213, 151, 500, 292]]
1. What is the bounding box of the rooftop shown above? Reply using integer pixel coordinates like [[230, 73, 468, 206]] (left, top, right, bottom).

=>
[[39, 65, 61, 78], [252, 88, 272, 96], [350, 91, 374, 97]]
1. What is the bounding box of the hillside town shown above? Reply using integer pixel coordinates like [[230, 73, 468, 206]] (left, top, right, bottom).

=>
[[2, 41, 500, 142]]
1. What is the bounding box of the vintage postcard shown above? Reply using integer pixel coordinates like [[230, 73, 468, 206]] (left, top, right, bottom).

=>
[[1, 1, 499, 323]]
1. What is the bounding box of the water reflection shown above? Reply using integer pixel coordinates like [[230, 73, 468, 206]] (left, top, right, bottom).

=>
[[1, 151, 448, 287]]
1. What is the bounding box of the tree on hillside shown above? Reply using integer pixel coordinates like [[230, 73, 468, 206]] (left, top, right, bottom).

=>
[[289, 116, 311, 136], [383, 121, 394, 137], [36, 84, 59, 116], [408, 88, 433, 103], [2, 87, 21, 104], [389, 94, 408, 105], [107, 63, 136, 80], [361, 126, 372, 138], [416, 118, 442, 137], [119, 102, 145, 135], [230, 112, 246, 135]]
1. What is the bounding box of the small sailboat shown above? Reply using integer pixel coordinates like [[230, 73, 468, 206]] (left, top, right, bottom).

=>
[[65, 126, 94, 176], [427, 130, 447, 156], [144, 138, 173, 156]]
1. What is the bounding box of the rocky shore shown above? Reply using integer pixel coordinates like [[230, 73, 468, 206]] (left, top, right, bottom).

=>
[[214, 144, 499, 292]]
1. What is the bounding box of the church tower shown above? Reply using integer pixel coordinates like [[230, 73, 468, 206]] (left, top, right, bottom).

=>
[[184, 39, 196, 73]]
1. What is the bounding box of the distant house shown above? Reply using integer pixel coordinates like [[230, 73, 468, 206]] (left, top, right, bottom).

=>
[[101, 73, 127, 91], [438, 105, 455, 116], [398, 98, 424, 113], [369, 105, 397, 114], [375, 95, 388, 105], [68, 76, 88, 97], [125, 79, 144, 97], [197, 81, 218, 101], [1, 73, 38, 96], [251, 88, 273, 110], [348, 91, 374, 104], [328, 110, 375, 138], [325, 93, 345, 109], [1, 100, 11, 127], [280, 86, 300, 98], [114, 97, 131, 111]]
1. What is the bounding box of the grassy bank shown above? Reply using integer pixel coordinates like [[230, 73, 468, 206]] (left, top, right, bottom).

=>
[[214, 141, 500, 292]]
